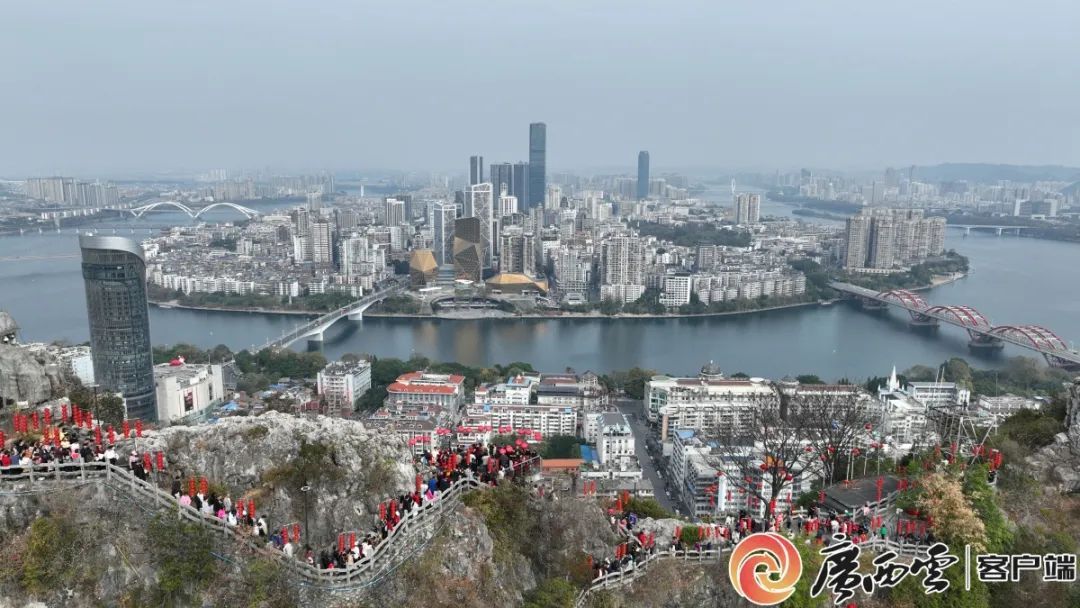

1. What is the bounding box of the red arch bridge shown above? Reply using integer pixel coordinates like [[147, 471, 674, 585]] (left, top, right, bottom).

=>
[[830, 282, 1080, 371]]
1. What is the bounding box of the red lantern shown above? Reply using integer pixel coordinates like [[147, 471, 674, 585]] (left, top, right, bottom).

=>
[[349, 532, 356, 548], [415, 474, 422, 494], [84, 411, 92, 429], [122, 420, 130, 439], [143, 453, 152, 472], [43, 409, 51, 426], [135, 419, 143, 438], [247, 500, 255, 518], [282, 527, 289, 543], [0, 430, 5, 446], [155, 451, 165, 471], [94, 426, 102, 447], [338, 534, 345, 553], [293, 524, 301, 543], [61, 404, 69, 423], [199, 477, 209, 496], [818, 490, 826, 504], [188, 477, 196, 497], [108, 426, 116, 445]]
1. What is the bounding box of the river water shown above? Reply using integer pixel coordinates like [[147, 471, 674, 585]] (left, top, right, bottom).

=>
[[2, 205, 1077, 379]]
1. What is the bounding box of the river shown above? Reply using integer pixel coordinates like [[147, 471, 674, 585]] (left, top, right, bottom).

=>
[[1, 206, 1077, 379]]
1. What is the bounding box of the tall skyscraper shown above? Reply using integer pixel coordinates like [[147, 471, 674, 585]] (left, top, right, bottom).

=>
[[467, 182, 494, 268], [511, 162, 530, 209], [498, 226, 536, 276], [637, 151, 650, 200], [431, 201, 457, 266], [469, 155, 484, 186], [79, 235, 156, 421], [528, 123, 546, 209], [733, 193, 761, 225]]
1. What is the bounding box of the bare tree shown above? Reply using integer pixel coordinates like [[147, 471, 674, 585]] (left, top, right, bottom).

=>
[[712, 395, 820, 519], [785, 391, 875, 485]]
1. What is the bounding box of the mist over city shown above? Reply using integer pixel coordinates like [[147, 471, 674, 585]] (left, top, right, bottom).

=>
[[1, 3, 1079, 608]]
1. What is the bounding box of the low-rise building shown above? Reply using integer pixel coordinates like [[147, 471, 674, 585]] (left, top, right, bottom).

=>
[[646, 368, 779, 440], [154, 362, 225, 423], [386, 371, 467, 410]]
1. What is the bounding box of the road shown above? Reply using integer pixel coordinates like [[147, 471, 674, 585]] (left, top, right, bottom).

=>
[[614, 398, 682, 514]]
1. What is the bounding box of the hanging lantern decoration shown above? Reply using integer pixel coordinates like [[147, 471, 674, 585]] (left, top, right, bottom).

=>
[[135, 419, 143, 438], [199, 477, 209, 496], [122, 420, 130, 439], [43, 408, 51, 426], [155, 451, 165, 471], [188, 477, 196, 497], [61, 404, 69, 423], [108, 426, 116, 445], [293, 524, 301, 543], [247, 500, 255, 518], [143, 453, 153, 472], [94, 426, 102, 447], [84, 411, 93, 429]]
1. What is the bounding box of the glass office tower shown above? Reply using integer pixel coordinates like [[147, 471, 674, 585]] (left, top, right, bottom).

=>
[[80, 235, 157, 421]]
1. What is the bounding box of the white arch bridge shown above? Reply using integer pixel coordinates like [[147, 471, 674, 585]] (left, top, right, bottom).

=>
[[129, 201, 259, 219]]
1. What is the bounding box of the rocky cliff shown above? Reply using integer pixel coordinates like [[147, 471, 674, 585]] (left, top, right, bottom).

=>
[[0, 345, 65, 405], [117, 410, 416, 545]]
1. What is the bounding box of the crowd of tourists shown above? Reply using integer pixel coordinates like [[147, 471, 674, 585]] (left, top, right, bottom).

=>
[[310, 440, 540, 571]]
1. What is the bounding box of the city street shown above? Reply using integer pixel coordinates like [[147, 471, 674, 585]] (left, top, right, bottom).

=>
[[614, 397, 681, 514]]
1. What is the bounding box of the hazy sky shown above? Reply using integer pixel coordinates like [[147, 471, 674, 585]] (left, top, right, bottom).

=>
[[2, 0, 1078, 177]]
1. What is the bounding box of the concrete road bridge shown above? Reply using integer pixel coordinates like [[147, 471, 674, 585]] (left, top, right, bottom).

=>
[[259, 285, 404, 351], [947, 224, 1025, 236], [831, 282, 1080, 371]]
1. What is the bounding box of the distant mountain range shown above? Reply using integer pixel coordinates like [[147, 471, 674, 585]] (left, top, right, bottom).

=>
[[912, 163, 1080, 184]]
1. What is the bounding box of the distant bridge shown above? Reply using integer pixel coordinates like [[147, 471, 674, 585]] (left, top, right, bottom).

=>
[[259, 285, 404, 350], [831, 282, 1080, 371], [947, 224, 1025, 236], [129, 201, 259, 219]]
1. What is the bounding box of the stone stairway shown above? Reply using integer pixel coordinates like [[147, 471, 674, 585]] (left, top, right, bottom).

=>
[[0, 461, 492, 594]]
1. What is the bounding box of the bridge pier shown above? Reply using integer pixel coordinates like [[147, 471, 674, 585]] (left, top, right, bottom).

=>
[[968, 335, 1004, 351], [859, 297, 887, 311]]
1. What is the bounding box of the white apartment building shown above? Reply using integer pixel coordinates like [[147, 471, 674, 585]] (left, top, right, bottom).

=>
[[317, 360, 372, 416], [646, 374, 779, 440], [596, 412, 635, 466], [660, 273, 692, 308]]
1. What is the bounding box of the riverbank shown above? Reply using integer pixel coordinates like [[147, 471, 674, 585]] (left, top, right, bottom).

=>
[[148, 272, 967, 321], [149, 299, 317, 316]]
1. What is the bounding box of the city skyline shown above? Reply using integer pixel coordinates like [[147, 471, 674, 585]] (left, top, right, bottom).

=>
[[3, 1, 1079, 176]]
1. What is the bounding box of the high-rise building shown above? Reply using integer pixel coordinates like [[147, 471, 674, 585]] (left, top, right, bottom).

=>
[[868, 217, 897, 271], [601, 234, 644, 287], [466, 183, 494, 268], [453, 217, 483, 282], [490, 162, 513, 201], [528, 123, 546, 209], [431, 201, 457, 266], [512, 162, 530, 209], [498, 226, 536, 276], [545, 185, 562, 210], [311, 219, 334, 263], [79, 235, 156, 421], [843, 215, 872, 269], [384, 197, 405, 226], [843, 209, 945, 270], [391, 193, 414, 222], [637, 151, 650, 200], [733, 193, 761, 225], [469, 155, 484, 186]]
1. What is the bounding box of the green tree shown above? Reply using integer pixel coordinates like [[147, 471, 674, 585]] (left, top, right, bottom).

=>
[[795, 374, 825, 385], [522, 578, 579, 608], [146, 515, 215, 602]]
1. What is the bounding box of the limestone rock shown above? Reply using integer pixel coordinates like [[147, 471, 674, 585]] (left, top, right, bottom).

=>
[[118, 410, 415, 549], [0, 345, 65, 405], [1066, 378, 1080, 456]]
